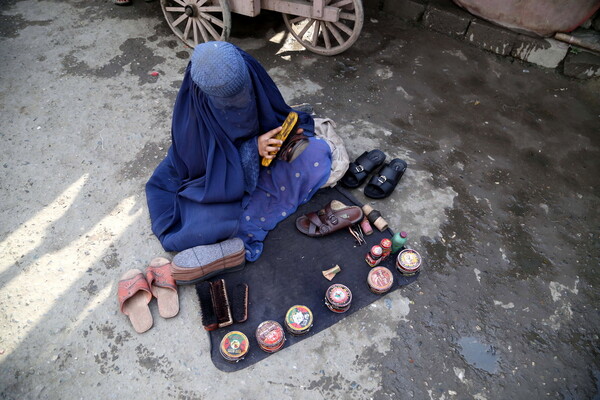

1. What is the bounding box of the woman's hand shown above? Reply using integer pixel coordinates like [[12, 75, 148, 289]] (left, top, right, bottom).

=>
[[258, 127, 283, 159], [258, 127, 305, 159]]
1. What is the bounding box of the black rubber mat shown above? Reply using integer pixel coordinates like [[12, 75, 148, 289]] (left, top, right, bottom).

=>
[[207, 186, 419, 372]]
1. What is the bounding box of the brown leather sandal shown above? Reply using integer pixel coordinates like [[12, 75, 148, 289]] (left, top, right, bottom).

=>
[[295, 200, 364, 237]]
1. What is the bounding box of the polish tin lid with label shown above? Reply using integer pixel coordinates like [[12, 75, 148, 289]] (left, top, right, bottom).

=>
[[326, 284, 352, 308], [220, 331, 249, 362], [256, 320, 285, 349], [367, 266, 394, 293], [397, 249, 422, 275], [285, 305, 314, 334]]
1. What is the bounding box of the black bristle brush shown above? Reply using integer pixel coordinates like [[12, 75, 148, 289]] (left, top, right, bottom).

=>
[[210, 279, 233, 328], [195, 281, 218, 331], [230, 283, 249, 323]]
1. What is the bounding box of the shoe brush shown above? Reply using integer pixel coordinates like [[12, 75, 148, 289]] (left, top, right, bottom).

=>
[[195, 281, 218, 331], [210, 279, 233, 328], [230, 283, 249, 323]]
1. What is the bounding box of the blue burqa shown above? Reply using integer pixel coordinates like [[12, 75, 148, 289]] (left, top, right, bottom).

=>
[[146, 48, 331, 260]]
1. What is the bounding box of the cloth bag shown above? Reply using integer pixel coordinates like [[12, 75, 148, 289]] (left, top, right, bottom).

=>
[[314, 118, 349, 188]]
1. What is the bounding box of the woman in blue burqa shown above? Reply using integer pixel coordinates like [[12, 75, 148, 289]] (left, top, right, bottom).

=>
[[146, 41, 332, 261]]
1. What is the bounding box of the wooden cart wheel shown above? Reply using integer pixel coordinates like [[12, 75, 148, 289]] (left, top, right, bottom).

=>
[[282, 0, 364, 56], [160, 0, 231, 48]]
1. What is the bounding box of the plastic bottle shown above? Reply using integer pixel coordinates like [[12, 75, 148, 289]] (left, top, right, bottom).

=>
[[391, 231, 408, 253]]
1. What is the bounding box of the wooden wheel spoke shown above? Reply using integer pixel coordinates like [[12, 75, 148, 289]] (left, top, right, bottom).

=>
[[172, 13, 189, 27], [339, 11, 356, 21], [325, 21, 344, 45], [281, 0, 362, 55], [333, 20, 353, 35], [193, 19, 199, 45], [199, 12, 224, 28], [322, 23, 332, 49], [183, 17, 192, 40], [196, 19, 210, 42], [199, 17, 221, 40], [311, 21, 321, 46], [290, 16, 306, 25], [163, 0, 230, 47], [298, 19, 315, 40]]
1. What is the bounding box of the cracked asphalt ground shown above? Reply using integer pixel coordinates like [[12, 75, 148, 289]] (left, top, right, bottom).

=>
[[1, 1, 599, 398]]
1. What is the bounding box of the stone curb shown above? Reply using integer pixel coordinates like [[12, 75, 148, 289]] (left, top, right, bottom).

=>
[[384, 0, 600, 79]]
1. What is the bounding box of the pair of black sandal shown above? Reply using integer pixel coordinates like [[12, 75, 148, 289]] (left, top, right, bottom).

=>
[[340, 150, 407, 199]]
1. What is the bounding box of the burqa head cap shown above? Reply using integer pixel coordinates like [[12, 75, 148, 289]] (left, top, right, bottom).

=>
[[190, 41, 250, 98]]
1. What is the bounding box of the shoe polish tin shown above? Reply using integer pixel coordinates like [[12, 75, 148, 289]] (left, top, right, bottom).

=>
[[285, 305, 314, 336], [367, 266, 394, 294], [256, 320, 286, 353], [220, 331, 249, 363], [396, 249, 422, 276], [325, 284, 352, 313]]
